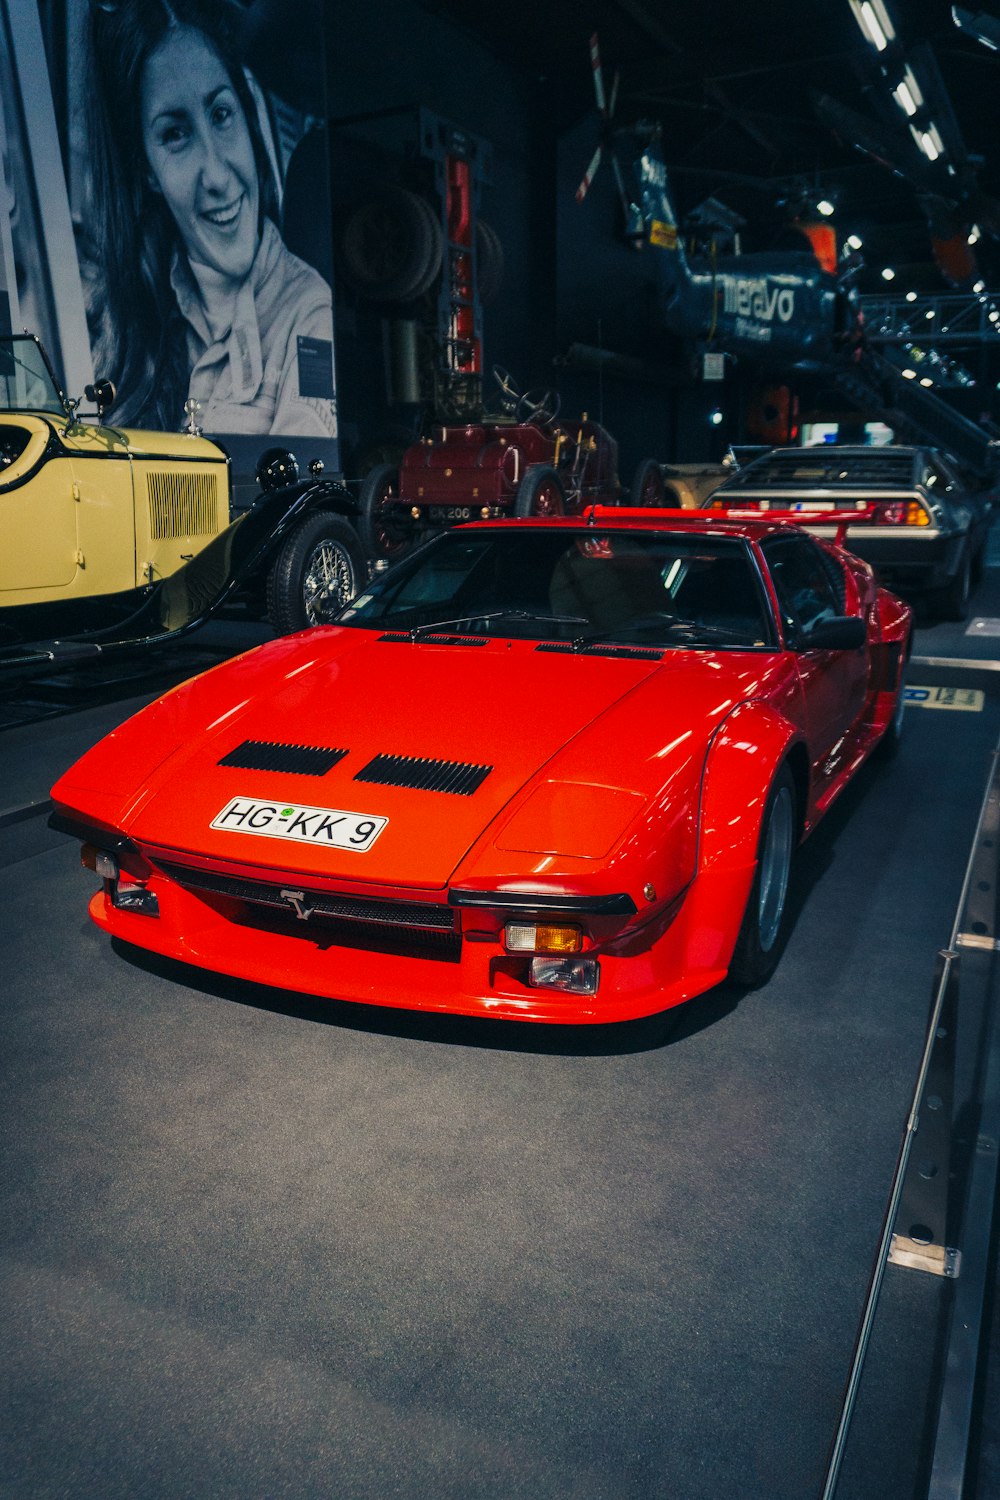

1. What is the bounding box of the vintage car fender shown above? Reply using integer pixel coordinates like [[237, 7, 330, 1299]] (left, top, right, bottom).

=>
[[0, 476, 359, 677]]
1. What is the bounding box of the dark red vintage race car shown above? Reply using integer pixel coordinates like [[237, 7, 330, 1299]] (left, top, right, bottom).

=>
[[51, 511, 911, 1028], [357, 369, 660, 559]]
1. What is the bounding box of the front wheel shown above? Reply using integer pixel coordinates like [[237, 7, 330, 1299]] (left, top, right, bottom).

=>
[[514, 465, 566, 518], [728, 765, 797, 987], [629, 458, 666, 507], [266, 511, 365, 635], [359, 462, 411, 561]]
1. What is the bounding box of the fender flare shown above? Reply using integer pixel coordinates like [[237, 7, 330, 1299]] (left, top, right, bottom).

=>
[[698, 700, 808, 876]]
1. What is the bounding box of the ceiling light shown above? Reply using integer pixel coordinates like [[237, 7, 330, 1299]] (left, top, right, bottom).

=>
[[990, 310, 1000, 322], [906, 291, 918, 301], [846, 233, 863, 250], [893, 67, 924, 116], [974, 279, 986, 292], [882, 266, 896, 280], [910, 123, 943, 161], [816, 199, 835, 216], [851, 0, 896, 50], [709, 409, 723, 426], [920, 377, 934, 386], [902, 368, 917, 379], [925, 309, 935, 318]]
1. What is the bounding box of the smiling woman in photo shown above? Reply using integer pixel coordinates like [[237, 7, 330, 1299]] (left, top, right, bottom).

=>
[[85, 0, 336, 436]]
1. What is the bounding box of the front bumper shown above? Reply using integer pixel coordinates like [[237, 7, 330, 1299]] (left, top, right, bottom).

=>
[[83, 855, 755, 1026]]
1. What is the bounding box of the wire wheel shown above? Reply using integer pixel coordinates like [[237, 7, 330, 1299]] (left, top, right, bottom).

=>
[[302, 538, 356, 625], [630, 458, 666, 507], [266, 511, 365, 636]]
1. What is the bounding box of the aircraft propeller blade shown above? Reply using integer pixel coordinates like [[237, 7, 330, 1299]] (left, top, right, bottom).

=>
[[589, 32, 607, 117], [608, 68, 620, 121], [576, 144, 604, 204]]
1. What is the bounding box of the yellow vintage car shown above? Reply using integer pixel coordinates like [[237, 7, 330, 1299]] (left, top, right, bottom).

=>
[[0, 335, 364, 670]]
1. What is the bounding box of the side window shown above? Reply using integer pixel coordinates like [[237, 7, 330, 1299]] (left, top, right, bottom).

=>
[[761, 535, 841, 645]]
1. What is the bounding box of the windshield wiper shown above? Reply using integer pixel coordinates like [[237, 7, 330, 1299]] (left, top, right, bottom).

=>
[[408, 610, 587, 640]]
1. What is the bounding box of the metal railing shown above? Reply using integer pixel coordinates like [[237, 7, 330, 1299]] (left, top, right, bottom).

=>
[[822, 740, 1000, 1498]]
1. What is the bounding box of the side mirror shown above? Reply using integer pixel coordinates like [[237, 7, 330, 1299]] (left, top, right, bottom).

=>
[[84, 378, 116, 419], [800, 615, 867, 651]]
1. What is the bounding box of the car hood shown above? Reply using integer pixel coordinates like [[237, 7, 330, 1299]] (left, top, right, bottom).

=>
[[98, 629, 766, 891]]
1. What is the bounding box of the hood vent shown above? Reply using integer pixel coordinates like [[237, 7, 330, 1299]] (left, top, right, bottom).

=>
[[379, 632, 488, 647], [218, 740, 348, 775], [354, 753, 492, 796], [536, 642, 665, 661]]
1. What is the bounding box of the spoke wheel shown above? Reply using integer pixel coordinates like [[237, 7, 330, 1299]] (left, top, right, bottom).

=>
[[629, 458, 666, 507], [266, 511, 364, 636], [514, 464, 566, 518], [729, 765, 797, 986], [359, 462, 410, 560]]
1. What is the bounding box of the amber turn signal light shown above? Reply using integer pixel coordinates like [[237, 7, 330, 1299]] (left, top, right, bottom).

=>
[[504, 921, 582, 954]]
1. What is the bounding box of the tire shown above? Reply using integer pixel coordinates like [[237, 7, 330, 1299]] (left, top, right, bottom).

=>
[[630, 458, 666, 507], [877, 640, 910, 759], [728, 765, 797, 987], [340, 188, 443, 303], [266, 511, 365, 635], [514, 465, 566, 518], [932, 540, 972, 622], [476, 219, 505, 305], [358, 462, 412, 561]]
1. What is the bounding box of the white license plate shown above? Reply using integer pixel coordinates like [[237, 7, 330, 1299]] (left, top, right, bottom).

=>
[[211, 796, 387, 851]]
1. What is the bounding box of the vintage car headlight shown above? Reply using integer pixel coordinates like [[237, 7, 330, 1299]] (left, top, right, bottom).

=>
[[256, 446, 299, 492]]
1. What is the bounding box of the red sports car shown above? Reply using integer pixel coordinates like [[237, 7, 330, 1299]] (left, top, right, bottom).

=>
[[50, 512, 911, 1026]]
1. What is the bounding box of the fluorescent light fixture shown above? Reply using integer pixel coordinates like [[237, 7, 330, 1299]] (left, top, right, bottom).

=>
[[816, 199, 835, 216], [852, 0, 896, 50], [968, 224, 981, 244], [990, 310, 1000, 322], [920, 377, 934, 386], [893, 68, 924, 116], [911, 123, 943, 161], [974, 279, 986, 292], [925, 308, 936, 318], [846, 233, 863, 250], [906, 290, 918, 301], [902, 368, 917, 379], [881, 266, 896, 280]]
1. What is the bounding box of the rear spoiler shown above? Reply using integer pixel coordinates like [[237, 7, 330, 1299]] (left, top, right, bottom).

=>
[[703, 503, 880, 548]]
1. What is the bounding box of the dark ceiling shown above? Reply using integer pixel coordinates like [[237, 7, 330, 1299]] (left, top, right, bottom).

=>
[[424, 0, 1000, 291]]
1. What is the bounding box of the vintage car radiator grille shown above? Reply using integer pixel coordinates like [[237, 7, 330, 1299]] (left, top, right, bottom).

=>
[[155, 860, 460, 959], [354, 753, 492, 796], [218, 740, 348, 775], [147, 470, 222, 539]]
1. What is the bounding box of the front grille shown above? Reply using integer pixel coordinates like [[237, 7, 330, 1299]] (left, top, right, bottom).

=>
[[354, 753, 492, 796], [155, 860, 460, 961], [147, 470, 222, 539], [218, 740, 348, 775], [536, 642, 665, 661]]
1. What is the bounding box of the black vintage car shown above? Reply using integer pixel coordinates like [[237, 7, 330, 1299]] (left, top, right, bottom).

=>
[[0, 335, 365, 676], [703, 443, 994, 619]]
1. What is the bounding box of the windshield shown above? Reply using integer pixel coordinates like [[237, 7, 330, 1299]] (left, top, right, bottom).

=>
[[337, 528, 775, 650], [0, 337, 66, 415]]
